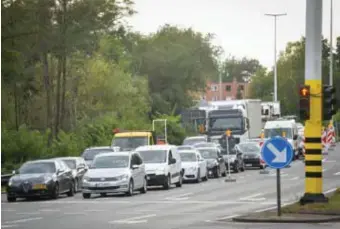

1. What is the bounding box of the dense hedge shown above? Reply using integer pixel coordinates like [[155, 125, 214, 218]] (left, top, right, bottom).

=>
[[1, 114, 187, 173]]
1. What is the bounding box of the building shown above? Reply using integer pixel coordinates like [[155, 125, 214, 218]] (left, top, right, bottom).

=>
[[202, 78, 249, 101]]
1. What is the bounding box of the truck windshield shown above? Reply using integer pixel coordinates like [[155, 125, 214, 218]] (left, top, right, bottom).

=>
[[209, 117, 243, 130], [264, 128, 292, 139], [112, 137, 148, 150]]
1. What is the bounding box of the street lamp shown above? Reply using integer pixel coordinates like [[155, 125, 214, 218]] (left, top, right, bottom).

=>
[[265, 13, 287, 102]]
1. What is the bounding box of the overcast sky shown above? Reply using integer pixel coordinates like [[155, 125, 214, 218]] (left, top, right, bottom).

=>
[[128, 0, 340, 69]]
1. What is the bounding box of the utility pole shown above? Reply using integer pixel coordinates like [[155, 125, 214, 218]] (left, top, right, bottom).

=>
[[265, 13, 287, 102], [219, 71, 223, 100], [300, 0, 328, 205], [329, 0, 333, 86]]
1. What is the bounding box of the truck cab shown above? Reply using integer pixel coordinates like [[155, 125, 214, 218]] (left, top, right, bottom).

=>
[[111, 131, 157, 151]]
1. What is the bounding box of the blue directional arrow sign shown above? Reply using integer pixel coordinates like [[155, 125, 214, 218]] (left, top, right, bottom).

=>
[[261, 136, 294, 169]]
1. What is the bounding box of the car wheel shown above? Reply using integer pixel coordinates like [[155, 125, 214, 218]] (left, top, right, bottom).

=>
[[51, 183, 59, 199], [126, 179, 134, 196], [175, 174, 182, 187], [74, 178, 78, 193], [203, 169, 209, 181], [240, 162, 245, 172], [163, 174, 171, 189], [233, 162, 240, 173], [196, 169, 201, 183], [67, 181, 75, 197], [214, 167, 220, 178], [7, 196, 16, 202], [83, 193, 91, 199], [140, 177, 147, 194], [100, 193, 107, 197]]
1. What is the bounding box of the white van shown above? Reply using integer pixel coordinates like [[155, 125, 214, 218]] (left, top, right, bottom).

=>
[[135, 145, 183, 189], [264, 120, 299, 159]]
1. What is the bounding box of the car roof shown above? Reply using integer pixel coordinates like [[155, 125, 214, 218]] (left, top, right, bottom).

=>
[[95, 151, 133, 158], [136, 145, 175, 151], [85, 146, 113, 150], [55, 157, 81, 160], [178, 150, 198, 154], [25, 159, 58, 164]]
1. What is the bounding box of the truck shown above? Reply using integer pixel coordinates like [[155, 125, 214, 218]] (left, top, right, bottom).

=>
[[207, 100, 262, 144], [111, 119, 167, 151], [261, 101, 281, 122]]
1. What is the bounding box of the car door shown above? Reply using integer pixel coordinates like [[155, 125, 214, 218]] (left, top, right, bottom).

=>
[[135, 153, 144, 188], [130, 154, 141, 188], [55, 161, 68, 192], [76, 158, 87, 180]]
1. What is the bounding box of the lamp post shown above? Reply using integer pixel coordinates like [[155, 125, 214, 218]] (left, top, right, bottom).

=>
[[265, 13, 287, 102]]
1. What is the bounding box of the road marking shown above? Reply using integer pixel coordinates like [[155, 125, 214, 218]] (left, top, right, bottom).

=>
[[165, 192, 193, 200], [2, 225, 18, 228], [322, 169, 327, 172], [64, 212, 87, 215], [334, 172, 340, 176], [216, 214, 240, 220], [1, 209, 16, 212], [16, 212, 40, 215], [4, 217, 43, 224], [39, 209, 60, 212], [239, 193, 266, 201], [109, 214, 157, 224], [324, 188, 337, 194], [255, 200, 297, 213], [84, 209, 105, 212], [324, 160, 336, 163], [289, 176, 299, 180]]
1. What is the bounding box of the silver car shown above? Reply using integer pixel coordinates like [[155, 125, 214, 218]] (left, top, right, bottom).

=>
[[55, 157, 88, 192], [81, 146, 115, 167], [81, 151, 147, 198]]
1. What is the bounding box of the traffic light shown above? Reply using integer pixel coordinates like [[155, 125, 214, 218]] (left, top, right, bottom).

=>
[[322, 85, 336, 120], [299, 85, 310, 120]]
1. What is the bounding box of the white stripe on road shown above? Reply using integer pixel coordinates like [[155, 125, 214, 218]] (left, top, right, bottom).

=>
[[334, 172, 340, 176], [289, 176, 299, 180], [1, 209, 16, 212], [324, 188, 337, 195], [322, 169, 327, 172], [2, 225, 18, 228], [165, 192, 193, 200], [4, 217, 42, 224], [239, 193, 266, 201], [109, 214, 157, 224]]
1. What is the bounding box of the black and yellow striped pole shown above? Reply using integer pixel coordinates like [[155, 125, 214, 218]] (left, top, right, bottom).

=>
[[300, 0, 328, 205]]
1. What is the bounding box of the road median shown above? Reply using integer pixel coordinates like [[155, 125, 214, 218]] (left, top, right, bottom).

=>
[[231, 188, 340, 223]]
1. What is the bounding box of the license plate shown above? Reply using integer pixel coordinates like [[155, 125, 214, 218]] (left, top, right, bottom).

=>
[[245, 164, 252, 167], [33, 184, 47, 190], [96, 182, 110, 187]]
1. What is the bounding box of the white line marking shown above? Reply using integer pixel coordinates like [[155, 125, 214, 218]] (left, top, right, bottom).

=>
[[324, 188, 337, 194], [281, 173, 288, 177], [39, 209, 60, 212], [2, 225, 18, 228], [1, 209, 16, 212], [334, 172, 340, 176], [216, 214, 240, 220], [4, 217, 43, 224], [16, 212, 40, 215], [109, 214, 156, 224], [239, 193, 263, 200], [322, 169, 327, 172], [324, 160, 336, 163], [289, 176, 299, 180], [84, 209, 105, 212], [64, 212, 87, 215], [255, 201, 296, 213], [165, 192, 193, 200]]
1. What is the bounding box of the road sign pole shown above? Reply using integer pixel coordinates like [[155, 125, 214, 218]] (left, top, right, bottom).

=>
[[300, 0, 328, 205], [276, 168, 281, 216]]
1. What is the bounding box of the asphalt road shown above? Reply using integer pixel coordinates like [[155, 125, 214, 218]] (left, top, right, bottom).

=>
[[2, 143, 340, 229]]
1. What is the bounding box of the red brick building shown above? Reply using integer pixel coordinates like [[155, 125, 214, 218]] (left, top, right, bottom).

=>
[[201, 78, 249, 101]]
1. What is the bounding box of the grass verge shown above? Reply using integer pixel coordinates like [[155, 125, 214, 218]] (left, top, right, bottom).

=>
[[282, 188, 340, 214]]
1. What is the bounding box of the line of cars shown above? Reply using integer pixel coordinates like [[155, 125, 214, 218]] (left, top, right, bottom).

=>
[[6, 136, 265, 202]]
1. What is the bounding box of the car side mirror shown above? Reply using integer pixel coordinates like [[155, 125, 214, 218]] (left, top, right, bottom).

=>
[[170, 158, 176, 164], [132, 164, 139, 169]]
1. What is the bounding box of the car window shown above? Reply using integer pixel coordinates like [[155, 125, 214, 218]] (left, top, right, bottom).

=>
[[131, 154, 138, 167], [135, 154, 143, 165]]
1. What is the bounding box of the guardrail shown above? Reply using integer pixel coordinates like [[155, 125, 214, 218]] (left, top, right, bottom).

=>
[[1, 174, 13, 187]]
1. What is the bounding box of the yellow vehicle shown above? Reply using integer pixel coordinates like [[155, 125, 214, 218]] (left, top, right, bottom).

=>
[[111, 119, 168, 151]]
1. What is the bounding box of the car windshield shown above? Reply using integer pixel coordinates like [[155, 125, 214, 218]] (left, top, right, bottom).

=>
[[209, 117, 242, 130], [264, 128, 292, 139], [194, 143, 216, 148], [178, 146, 193, 150], [62, 159, 76, 169], [238, 143, 260, 153], [197, 148, 217, 159], [179, 152, 197, 162], [138, 150, 167, 164], [183, 138, 206, 145], [82, 148, 112, 161], [113, 137, 148, 150], [93, 155, 129, 169], [19, 162, 56, 174]]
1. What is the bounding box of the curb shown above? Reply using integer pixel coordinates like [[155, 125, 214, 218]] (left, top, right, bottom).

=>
[[232, 216, 340, 223]]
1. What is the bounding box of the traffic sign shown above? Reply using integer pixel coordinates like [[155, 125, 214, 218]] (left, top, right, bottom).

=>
[[261, 136, 294, 169]]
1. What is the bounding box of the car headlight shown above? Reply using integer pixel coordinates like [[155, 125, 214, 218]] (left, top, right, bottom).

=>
[[117, 174, 129, 181], [155, 167, 165, 175], [83, 176, 90, 182], [8, 178, 13, 186]]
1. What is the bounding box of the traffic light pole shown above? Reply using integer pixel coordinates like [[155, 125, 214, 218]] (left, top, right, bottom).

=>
[[300, 0, 328, 205]]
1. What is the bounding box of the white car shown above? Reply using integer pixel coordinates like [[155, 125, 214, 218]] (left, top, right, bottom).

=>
[[82, 151, 147, 198], [136, 145, 183, 189], [179, 150, 208, 182]]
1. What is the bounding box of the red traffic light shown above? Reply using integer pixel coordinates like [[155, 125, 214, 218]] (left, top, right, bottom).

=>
[[299, 85, 310, 97]]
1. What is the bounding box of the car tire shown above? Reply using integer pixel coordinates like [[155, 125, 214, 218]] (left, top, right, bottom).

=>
[[196, 169, 201, 183], [67, 182, 75, 197], [7, 196, 16, 202], [51, 183, 59, 199], [233, 162, 240, 173], [74, 178, 79, 193], [175, 174, 182, 187], [126, 179, 134, 196], [140, 177, 147, 194], [214, 167, 220, 178], [83, 193, 91, 199], [163, 174, 171, 190], [100, 193, 107, 197], [240, 162, 245, 172], [202, 169, 209, 181]]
